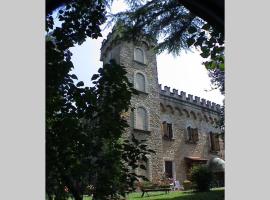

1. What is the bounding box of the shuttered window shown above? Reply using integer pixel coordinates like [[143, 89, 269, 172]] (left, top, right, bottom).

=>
[[192, 128, 199, 142], [136, 107, 147, 130], [162, 121, 173, 140], [210, 132, 220, 151], [135, 73, 145, 92], [187, 127, 199, 143]]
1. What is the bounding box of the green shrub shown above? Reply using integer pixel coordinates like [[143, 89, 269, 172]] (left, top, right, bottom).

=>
[[139, 181, 152, 189], [190, 165, 213, 192]]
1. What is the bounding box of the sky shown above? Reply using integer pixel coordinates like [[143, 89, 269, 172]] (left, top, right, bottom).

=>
[[69, 0, 224, 105]]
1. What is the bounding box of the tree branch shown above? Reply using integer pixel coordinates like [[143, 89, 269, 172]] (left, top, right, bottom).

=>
[[177, 0, 224, 33]]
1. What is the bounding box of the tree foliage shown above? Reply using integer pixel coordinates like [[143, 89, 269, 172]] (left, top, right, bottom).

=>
[[190, 165, 213, 192], [111, 0, 225, 137], [46, 1, 154, 200], [110, 0, 224, 94]]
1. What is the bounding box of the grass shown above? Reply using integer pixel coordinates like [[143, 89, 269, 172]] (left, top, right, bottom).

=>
[[68, 188, 224, 200], [127, 188, 224, 200]]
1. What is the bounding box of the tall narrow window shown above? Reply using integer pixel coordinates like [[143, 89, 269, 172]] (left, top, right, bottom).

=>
[[134, 48, 144, 63], [192, 128, 199, 142], [136, 107, 147, 130], [187, 127, 199, 143], [165, 161, 173, 178], [210, 132, 220, 151], [187, 126, 192, 141], [167, 123, 173, 139], [162, 121, 173, 140], [135, 73, 145, 92]]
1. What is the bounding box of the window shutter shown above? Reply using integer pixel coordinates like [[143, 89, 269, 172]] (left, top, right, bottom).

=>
[[167, 123, 173, 139], [210, 132, 215, 151], [162, 121, 168, 136], [135, 48, 144, 63], [214, 133, 220, 151], [193, 128, 199, 142], [187, 127, 191, 141], [137, 107, 147, 130], [135, 73, 145, 92]]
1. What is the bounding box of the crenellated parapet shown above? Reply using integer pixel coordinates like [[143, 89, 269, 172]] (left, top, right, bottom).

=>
[[159, 84, 221, 112], [100, 26, 157, 61]]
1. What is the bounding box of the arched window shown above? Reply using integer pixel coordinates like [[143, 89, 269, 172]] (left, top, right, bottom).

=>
[[135, 72, 146, 92], [134, 48, 144, 63], [136, 107, 148, 130]]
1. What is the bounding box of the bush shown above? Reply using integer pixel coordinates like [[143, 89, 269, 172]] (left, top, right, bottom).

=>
[[190, 165, 213, 192]]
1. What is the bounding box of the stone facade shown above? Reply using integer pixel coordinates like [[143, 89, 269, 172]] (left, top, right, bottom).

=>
[[100, 30, 224, 185]]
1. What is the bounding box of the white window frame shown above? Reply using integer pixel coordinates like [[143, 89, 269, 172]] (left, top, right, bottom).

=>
[[133, 70, 148, 93], [134, 106, 150, 131], [134, 47, 145, 64], [163, 158, 176, 180]]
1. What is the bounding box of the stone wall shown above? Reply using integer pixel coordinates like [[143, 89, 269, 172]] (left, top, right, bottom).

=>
[[159, 94, 223, 183]]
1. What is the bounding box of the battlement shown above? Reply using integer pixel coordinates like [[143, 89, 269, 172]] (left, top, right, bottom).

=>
[[159, 84, 221, 112], [101, 30, 114, 50], [101, 25, 157, 55]]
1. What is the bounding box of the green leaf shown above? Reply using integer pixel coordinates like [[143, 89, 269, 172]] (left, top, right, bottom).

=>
[[205, 61, 216, 70], [70, 74, 78, 80], [188, 26, 197, 34], [91, 74, 99, 81], [200, 47, 210, 58], [200, 52, 209, 58], [202, 23, 210, 30], [187, 38, 195, 47], [219, 63, 225, 71], [76, 81, 84, 87]]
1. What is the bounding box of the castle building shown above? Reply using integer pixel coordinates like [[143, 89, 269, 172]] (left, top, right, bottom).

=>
[[100, 30, 224, 185]]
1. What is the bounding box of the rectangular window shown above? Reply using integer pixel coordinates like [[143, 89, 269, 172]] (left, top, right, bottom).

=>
[[165, 161, 173, 178], [192, 128, 199, 142], [167, 123, 173, 139], [162, 121, 173, 140], [210, 132, 220, 151], [187, 127, 199, 143]]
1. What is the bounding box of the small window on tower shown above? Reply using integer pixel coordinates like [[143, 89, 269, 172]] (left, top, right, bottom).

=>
[[134, 48, 144, 63], [135, 73, 146, 92], [136, 107, 148, 130]]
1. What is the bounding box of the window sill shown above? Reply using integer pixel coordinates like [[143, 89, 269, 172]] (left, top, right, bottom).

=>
[[133, 128, 151, 134], [163, 137, 175, 142], [185, 140, 198, 144], [210, 150, 220, 154], [163, 137, 176, 141], [134, 89, 149, 95]]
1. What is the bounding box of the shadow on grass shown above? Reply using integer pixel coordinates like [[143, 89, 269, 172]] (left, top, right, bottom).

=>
[[129, 189, 224, 200]]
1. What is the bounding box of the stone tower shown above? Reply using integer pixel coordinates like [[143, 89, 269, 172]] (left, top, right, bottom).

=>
[[100, 29, 164, 181]]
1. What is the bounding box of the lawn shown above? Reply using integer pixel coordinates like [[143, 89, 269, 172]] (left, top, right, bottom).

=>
[[127, 188, 224, 200], [70, 188, 224, 200]]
